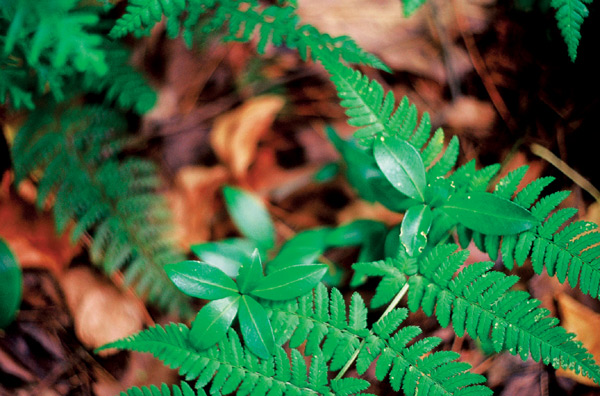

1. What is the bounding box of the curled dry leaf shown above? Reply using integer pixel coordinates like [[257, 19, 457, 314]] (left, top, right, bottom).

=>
[[60, 267, 143, 356], [168, 165, 230, 248], [556, 293, 600, 387], [211, 95, 285, 178], [0, 173, 80, 275]]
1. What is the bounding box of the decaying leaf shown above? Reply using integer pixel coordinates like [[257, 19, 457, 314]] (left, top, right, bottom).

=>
[[0, 173, 80, 275], [168, 165, 230, 248], [556, 293, 600, 387], [211, 95, 285, 178], [61, 267, 144, 355]]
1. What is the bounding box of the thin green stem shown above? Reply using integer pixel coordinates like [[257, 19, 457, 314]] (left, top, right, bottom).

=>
[[334, 282, 410, 380]]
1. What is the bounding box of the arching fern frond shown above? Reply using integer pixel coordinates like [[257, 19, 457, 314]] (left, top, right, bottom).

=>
[[118, 383, 206, 396], [100, 324, 354, 396], [551, 0, 593, 61], [110, 0, 388, 71], [11, 103, 190, 315], [365, 244, 600, 384], [268, 284, 491, 395]]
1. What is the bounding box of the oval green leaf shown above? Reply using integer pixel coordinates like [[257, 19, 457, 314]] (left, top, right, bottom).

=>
[[238, 295, 275, 359], [373, 134, 426, 202], [250, 264, 327, 301], [191, 240, 253, 278], [165, 260, 239, 300], [400, 204, 433, 257], [441, 192, 537, 235], [0, 239, 22, 328], [237, 249, 264, 294], [223, 186, 275, 250], [189, 295, 240, 350]]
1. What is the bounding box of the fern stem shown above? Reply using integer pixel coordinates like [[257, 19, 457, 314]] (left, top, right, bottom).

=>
[[334, 283, 410, 380]]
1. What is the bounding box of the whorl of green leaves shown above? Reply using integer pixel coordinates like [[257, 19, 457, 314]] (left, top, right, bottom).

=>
[[11, 103, 190, 315]]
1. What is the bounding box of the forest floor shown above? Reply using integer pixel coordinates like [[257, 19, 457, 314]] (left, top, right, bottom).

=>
[[2, 0, 600, 395]]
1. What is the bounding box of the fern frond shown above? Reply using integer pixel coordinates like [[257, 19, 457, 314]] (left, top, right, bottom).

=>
[[392, 243, 600, 383], [11, 103, 190, 315], [110, 0, 388, 70], [101, 325, 348, 396], [551, 0, 592, 61], [118, 383, 206, 396], [269, 284, 491, 395], [82, 45, 157, 114]]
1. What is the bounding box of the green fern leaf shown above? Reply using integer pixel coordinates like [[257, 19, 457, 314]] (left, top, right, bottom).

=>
[[118, 383, 206, 396], [551, 0, 593, 61], [402, 0, 427, 17], [399, 243, 600, 383], [11, 104, 190, 315]]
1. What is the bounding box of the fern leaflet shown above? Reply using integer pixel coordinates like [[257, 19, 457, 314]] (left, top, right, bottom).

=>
[[11, 104, 190, 315]]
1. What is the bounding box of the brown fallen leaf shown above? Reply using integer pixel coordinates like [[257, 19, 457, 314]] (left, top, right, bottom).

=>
[[443, 96, 496, 133], [556, 293, 600, 387], [0, 173, 80, 275], [167, 165, 230, 248], [60, 267, 144, 356], [296, 0, 489, 83], [336, 200, 404, 226], [211, 95, 285, 179]]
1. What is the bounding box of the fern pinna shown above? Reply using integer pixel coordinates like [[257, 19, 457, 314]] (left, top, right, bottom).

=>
[[11, 103, 191, 315]]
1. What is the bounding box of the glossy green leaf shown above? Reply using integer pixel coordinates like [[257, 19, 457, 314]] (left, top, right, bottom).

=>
[[165, 260, 239, 300], [267, 229, 328, 273], [0, 239, 22, 328], [400, 204, 433, 257], [191, 240, 253, 278], [189, 295, 240, 350], [237, 249, 264, 294], [223, 186, 275, 250], [374, 134, 426, 201], [327, 126, 414, 211], [441, 192, 537, 235], [250, 264, 327, 301], [238, 295, 275, 359]]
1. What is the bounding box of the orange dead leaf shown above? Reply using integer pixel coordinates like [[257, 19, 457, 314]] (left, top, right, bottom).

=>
[[0, 173, 80, 275], [556, 293, 600, 387], [61, 267, 144, 356], [211, 95, 285, 178], [167, 165, 230, 249]]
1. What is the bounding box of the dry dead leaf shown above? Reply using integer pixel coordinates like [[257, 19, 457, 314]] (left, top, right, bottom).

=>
[[60, 267, 144, 355], [211, 95, 285, 179], [556, 293, 600, 387], [297, 0, 491, 83], [0, 173, 80, 274], [168, 165, 230, 248], [443, 96, 496, 132]]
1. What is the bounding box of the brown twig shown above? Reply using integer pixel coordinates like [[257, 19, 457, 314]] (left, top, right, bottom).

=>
[[451, 0, 517, 132]]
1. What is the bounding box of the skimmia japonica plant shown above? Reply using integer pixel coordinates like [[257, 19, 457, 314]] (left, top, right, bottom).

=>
[[2, 0, 599, 395]]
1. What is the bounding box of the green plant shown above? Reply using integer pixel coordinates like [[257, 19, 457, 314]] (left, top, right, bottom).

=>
[[96, 1, 600, 396], [2, 0, 189, 314], [0, 238, 22, 328], [3, 0, 599, 394]]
